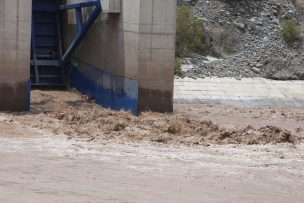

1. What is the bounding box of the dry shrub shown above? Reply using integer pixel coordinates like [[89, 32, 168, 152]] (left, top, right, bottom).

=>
[[211, 25, 237, 56]]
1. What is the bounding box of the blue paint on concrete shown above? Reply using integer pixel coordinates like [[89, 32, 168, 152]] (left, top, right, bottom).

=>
[[26, 79, 31, 111], [69, 63, 139, 115]]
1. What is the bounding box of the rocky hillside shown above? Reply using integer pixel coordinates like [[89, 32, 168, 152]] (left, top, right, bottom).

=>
[[178, 0, 304, 80]]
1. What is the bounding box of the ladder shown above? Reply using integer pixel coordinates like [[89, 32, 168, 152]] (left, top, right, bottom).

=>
[[31, 0, 102, 86]]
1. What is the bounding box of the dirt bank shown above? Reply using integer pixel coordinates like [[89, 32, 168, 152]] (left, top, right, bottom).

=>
[[2, 90, 302, 146]]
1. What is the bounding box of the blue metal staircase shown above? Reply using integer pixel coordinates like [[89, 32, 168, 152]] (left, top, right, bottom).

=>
[[31, 0, 102, 86]]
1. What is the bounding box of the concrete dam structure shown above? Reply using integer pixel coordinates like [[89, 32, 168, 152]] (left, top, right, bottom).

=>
[[0, 0, 176, 114]]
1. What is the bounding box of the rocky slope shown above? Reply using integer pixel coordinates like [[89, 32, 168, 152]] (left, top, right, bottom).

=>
[[178, 0, 304, 80]]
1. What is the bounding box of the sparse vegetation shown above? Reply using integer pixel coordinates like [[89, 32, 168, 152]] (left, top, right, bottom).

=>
[[174, 58, 184, 77], [211, 25, 237, 56], [281, 19, 301, 44], [175, 6, 237, 75], [176, 6, 207, 57]]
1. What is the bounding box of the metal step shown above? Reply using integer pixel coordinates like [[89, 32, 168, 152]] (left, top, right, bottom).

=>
[[31, 74, 62, 78], [31, 60, 60, 66], [34, 20, 56, 24], [36, 42, 58, 47], [35, 32, 57, 36]]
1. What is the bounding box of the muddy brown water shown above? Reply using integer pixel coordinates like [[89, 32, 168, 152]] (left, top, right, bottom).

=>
[[0, 122, 304, 202], [4, 90, 303, 146]]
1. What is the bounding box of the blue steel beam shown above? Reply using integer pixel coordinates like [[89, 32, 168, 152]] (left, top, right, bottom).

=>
[[58, 1, 100, 10], [76, 7, 83, 33], [61, 1, 102, 64], [33, 1, 100, 12]]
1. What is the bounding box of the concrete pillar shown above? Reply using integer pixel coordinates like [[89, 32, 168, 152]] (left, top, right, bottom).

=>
[[64, 0, 176, 114], [0, 0, 32, 111], [137, 0, 176, 112]]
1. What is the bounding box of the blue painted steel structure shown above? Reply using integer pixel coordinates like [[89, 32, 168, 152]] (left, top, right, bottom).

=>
[[31, 0, 102, 86], [31, 0, 139, 114], [69, 62, 139, 115]]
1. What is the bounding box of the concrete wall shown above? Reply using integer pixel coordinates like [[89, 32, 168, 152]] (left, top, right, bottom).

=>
[[0, 0, 32, 111], [102, 0, 121, 13], [63, 0, 176, 113]]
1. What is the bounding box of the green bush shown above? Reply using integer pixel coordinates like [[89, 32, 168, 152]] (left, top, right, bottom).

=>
[[174, 58, 184, 77], [281, 19, 301, 43], [176, 6, 207, 57]]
